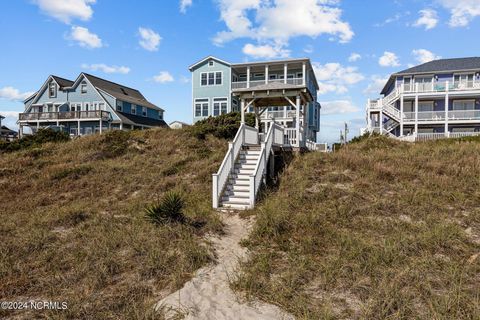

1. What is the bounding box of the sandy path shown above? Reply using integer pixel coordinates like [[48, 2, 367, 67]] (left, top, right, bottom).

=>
[[155, 212, 294, 320]]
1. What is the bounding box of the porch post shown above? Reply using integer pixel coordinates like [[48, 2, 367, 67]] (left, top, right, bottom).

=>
[[246, 67, 251, 89], [241, 98, 245, 123], [445, 84, 449, 137], [78, 120, 81, 136], [414, 93, 419, 135], [296, 95, 300, 147], [254, 102, 259, 129], [400, 95, 404, 136], [99, 120, 103, 134], [120, 123, 123, 130], [302, 62, 306, 85], [19, 125, 23, 139], [284, 63, 288, 84], [379, 110, 383, 134], [265, 65, 269, 84]]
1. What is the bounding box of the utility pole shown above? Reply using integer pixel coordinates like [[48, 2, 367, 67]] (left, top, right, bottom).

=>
[[344, 122, 349, 144]]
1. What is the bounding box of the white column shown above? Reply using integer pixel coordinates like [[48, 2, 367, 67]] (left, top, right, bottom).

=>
[[296, 95, 300, 147], [414, 94, 419, 135], [19, 125, 23, 139], [445, 88, 449, 137], [379, 110, 383, 134], [99, 120, 103, 134], [246, 67, 251, 88], [302, 62, 306, 85], [284, 63, 288, 84], [400, 95, 404, 136], [78, 120, 81, 136], [241, 98, 245, 123], [120, 123, 123, 130], [265, 65, 269, 84]]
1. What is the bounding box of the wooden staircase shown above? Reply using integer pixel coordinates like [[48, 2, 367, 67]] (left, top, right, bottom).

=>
[[221, 146, 261, 210]]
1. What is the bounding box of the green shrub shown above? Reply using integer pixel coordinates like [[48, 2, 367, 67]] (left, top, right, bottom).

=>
[[189, 112, 255, 140], [98, 130, 130, 158], [145, 191, 186, 225], [0, 128, 69, 153]]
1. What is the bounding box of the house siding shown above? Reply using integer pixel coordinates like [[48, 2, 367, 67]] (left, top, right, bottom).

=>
[[191, 59, 231, 123]]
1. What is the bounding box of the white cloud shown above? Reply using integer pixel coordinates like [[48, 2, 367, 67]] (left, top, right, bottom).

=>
[[242, 43, 290, 59], [439, 0, 480, 27], [81, 63, 130, 74], [303, 44, 314, 54], [68, 26, 102, 48], [412, 49, 441, 64], [138, 27, 161, 51], [379, 51, 400, 67], [153, 71, 174, 83], [348, 53, 361, 62], [364, 75, 389, 95], [313, 62, 365, 95], [33, 0, 95, 24], [320, 100, 360, 115], [0, 87, 35, 101], [180, 0, 192, 13], [413, 9, 438, 30], [213, 0, 354, 47]]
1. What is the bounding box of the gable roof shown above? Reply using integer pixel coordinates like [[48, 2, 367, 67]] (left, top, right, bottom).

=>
[[51, 75, 74, 88], [381, 57, 480, 94], [188, 56, 231, 71], [81, 73, 163, 111], [0, 115, 4, 120]]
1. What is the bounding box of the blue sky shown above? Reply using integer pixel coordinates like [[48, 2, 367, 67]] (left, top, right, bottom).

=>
[[1, 0, 480, 143]]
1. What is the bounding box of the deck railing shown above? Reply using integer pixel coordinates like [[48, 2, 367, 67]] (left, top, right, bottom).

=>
[[212, 124, 258, 208], [284, 128, 297, 146], [249, 122, 283, 208], [403, 110, 480, 122], [19, 111, 110, 121], [231, 78, 304, 90]]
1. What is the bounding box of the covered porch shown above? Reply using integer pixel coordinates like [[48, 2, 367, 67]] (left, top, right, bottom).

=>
[[235, 83, 313, 148]]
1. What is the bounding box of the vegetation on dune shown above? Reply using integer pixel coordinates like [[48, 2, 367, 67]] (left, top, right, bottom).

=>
[[189, 111, 255, 140], [0, 128, 226, 319], [0, 128, 70, 153], [235, 135, 480, 319]]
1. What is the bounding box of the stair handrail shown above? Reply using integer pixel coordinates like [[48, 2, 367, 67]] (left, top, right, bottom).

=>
[[212, 123, 258, 208], [248, 123, 282, 208]]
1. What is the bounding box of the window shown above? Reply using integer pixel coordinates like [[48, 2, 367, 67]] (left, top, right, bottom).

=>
[[195, 98, 209, 117], [84, 103, 90, 111], [201, 73, 207, 86], [80, 81, 87, 94], [116, 102, 123, 112], [418, 101, 433, 112], [296, 72, 303, 78], [98, 102, 105, 110], [414, 76, 433, 91], [254, 73, 264, 78], [269, 74, 277, 80], [213, 98, 228, 116], [215, 72, 222, 85], [404, 77, 412, 91], [239, 74, 247, 81], [208, 60, 214, 67], [208, 72, 215, 85], [131, 104, 136, 114], [159, 111, 163, 120], [70, 103, 81, 112], [453, 100, 475, 110], [142, 107, 147, 117], [48, 82, 57, 98]]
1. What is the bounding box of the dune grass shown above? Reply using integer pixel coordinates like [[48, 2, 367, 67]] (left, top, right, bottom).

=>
[[0, 128, 225, 319], [235, 136, 480, 319]]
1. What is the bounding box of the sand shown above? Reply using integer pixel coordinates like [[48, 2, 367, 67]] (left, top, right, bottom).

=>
[[155, 212, 294, 320]]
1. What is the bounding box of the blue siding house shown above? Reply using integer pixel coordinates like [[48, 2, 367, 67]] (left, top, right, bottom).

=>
[[19, 73, 167, 137], [189, 56, 321, 143], [365, 57, 480, 140]]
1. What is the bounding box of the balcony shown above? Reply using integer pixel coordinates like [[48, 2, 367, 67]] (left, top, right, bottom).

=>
[[401, 81, 480, 94], [260, 110, 297, 119], [403, 110, 480, 122], [232, 78, 304, 90], [19, 111, 111, 121]]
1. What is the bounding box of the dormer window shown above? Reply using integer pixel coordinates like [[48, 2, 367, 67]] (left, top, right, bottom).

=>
[[81, 81, 87, 94], [48, 82, 57, 98], [142, 107, 147, 117], [131, 104, 136, 114], [159, 111, 163, 120]]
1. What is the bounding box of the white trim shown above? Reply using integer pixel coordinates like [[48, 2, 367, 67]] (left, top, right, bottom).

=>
[[212, 96, 229, 116], [189, 56, 231, 71]]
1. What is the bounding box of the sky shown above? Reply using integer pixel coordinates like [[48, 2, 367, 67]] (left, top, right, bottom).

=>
[[1, 0, 480, 143]]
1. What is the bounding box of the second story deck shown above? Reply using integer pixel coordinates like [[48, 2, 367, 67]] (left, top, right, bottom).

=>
[[19, 110, 111, 121]]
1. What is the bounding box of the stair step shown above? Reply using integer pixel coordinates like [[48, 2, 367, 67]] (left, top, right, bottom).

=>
[[224, 190, 250, 197], [235, 163, 257, 169], [227, 185, 250, 192], [221, 197, 250, 204], [221, 202, 250, 210]]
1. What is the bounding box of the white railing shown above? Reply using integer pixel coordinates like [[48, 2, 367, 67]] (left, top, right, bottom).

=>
[[407, 132, 480, 142], [449, 110, 480, 120], [284, 128, 297, 146], [449, 132, 480, 139], [417, 111, 446, 121], [401, 81, 480, 94], [212, 124, 258, 208], [231, 78, 305, 90], [305, 139, 317, 151], [260, 110, 296, 119], [416, 133, 446, 141], [248, 123, 283, 208]]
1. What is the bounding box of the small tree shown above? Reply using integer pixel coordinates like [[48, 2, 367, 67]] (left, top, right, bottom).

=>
[[145, 191, 186, 225]]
